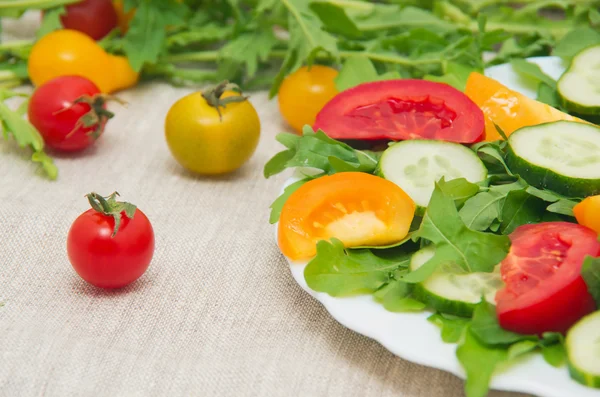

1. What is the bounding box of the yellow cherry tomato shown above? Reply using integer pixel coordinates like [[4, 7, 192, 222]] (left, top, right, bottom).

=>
[[278, 65, 339, 133], [573, 195, 600, 233], [28, 29, 138, 93], [165, 85, 261, 175]]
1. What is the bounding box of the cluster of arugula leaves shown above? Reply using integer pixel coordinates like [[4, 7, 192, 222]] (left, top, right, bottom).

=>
[[1, 0, 599, 92], [264, 126, 600, 397]]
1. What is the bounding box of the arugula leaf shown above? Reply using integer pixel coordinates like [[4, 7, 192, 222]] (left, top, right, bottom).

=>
[[428, 313, 470, 343], [459, 191, 505, 231], [457, 326, 508, 397], [507, 340, 538, 360], [554, 26, 600, 59], [546, 199, 577, 217], [374, 279, 425, 312], [581, 256, 600, 307], [470, 300, 536, 346], [37, 7, 65, 38], [424, 62, 478, 91], [499, 189, 546, 234], [304, 238, 411, 297], [123, 0, 188, 71], [309, 1, 362, 38], [407, 184, 510, 280], [264, 128, 378, 178], [0, 92, 57, 180], [510, 58, 557, 89], [335, 56, 400, 92], [218, 30, 278, 78], [536, 82, 562, 108], [540, 332, 566, 368], [268, 178, 313, 224], [437, 177, 480, 208], [270, 0, 338, 97]]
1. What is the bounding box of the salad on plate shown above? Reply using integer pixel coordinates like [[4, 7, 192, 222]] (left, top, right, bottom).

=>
[[265, 43, 600, 397]]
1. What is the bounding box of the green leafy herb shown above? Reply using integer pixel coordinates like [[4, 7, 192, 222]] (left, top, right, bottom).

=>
[[0, 90, 57, 179], [581, 256, 600, 307], [264, 127, 378, 178], [374, 279, 425, 312], [470, 300, 536, 346], [428, 313, 470, 343], [304, 239, 411, 297], [335, 56, 401, 92], [406, 183, 511, 282], [499, 189, 546, 234], [457, 326, 508, 397], [510, 58, 557, 89], [37, 6, 65, 38], [268, 178, 316, 224], [122, 0, 188, 71], [540, 332, 566, 368], [554, 26, 600, 59]]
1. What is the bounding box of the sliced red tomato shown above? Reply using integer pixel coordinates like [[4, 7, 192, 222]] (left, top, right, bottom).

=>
[[313, 79, 485, 144], [278, 172, 415, 261], [496, 222, 599, 335]]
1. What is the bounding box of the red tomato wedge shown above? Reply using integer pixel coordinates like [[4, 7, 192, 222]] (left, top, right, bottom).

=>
[[496, 222, 599, 335], [313, 79, 485, 144]]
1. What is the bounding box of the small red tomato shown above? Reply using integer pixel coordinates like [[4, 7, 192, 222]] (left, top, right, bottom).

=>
[[67, 192, 155, 289], [28, 76, 114, 152], [60, 0, 119, 40]]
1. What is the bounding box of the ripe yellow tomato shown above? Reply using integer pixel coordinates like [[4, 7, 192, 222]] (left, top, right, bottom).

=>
[[165, 90, 260, 175], [278, 65, 339, 133], [574, 195, 600, 234], [28, 29, 138, 93]]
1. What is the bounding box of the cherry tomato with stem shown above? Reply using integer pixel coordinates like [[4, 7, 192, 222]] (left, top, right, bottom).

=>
[[278, 65, 339, 134], [67, 192, 155, 289], [60, 0, 119, 40], [28, 76, 117, 152]]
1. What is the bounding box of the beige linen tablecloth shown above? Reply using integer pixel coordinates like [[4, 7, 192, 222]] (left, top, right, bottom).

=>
[[0, 16, 529, 397]]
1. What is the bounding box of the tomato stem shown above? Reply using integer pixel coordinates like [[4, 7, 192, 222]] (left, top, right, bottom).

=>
[[86, 192, 137, 238], [201, 80, 248, 121]]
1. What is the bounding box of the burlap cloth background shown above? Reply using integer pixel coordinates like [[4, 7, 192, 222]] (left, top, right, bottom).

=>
[[0, 15, 529, 397]]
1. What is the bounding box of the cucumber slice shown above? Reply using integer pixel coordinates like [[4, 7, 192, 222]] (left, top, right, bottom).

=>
[[566, 310, 600, 388], [409, 246, 503, 317], [558, 44, 600, 116], [506, 121, 600, 197], [377, 140, 487, 207]]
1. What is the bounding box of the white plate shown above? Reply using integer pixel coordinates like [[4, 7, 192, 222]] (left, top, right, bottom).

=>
[[276, 57, 600, 397]]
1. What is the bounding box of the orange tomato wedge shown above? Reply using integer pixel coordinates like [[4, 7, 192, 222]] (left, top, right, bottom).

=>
[[574, 196, 600, 234], [465, 72, 586, 141], [278, 172, 415, 261]]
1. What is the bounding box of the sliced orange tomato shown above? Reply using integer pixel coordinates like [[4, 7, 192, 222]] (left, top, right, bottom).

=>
[[465, 72, 586, 141], [573, 196, 600, 234], [278, 172, 415, 261]]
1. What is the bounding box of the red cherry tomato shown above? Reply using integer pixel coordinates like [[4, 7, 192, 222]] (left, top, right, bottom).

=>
[[60, 0, 119, 40], [313, 79, 485, 144], [28, 76, 112, 152], [495, 222, 599, 335], [67, 193, 154, 289]]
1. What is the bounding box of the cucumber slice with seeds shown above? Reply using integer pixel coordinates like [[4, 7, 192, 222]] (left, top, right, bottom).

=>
[[410, 246, 503, 317], [566, 310, 600, 388], [377, 140, 487, 207], [506, 121, 600, 197], [558, 44, 600, 116]]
